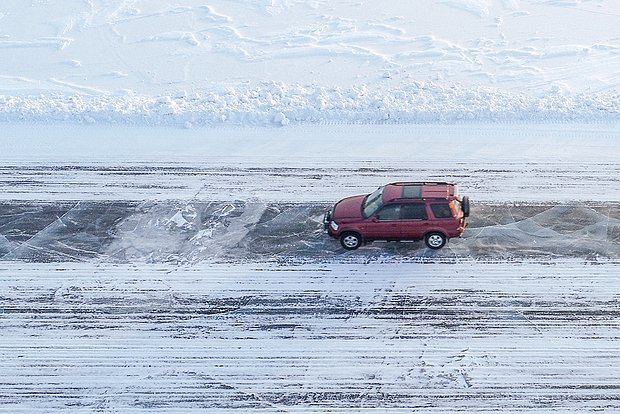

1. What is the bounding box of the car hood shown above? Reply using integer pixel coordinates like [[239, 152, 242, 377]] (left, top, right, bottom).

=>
[[332, 195, 365, 220]]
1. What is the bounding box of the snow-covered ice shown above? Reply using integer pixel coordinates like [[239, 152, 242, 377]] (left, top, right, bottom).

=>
[[1, 1, 619, 125]]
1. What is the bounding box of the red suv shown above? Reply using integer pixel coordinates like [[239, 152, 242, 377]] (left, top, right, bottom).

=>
[[324, 182, 469, 250]]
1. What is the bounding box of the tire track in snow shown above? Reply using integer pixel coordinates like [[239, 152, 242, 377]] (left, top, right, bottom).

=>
[[0, 161, 619, 203], [1, 261, 620, 412]]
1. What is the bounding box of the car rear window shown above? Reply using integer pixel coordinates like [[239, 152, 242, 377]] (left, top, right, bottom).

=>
[[431, 203, 453, 218]]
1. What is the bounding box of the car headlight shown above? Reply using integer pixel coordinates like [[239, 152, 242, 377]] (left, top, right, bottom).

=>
[[330, 221, 339, 231]]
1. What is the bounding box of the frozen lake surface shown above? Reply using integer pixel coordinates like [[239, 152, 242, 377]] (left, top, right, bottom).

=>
[[2, 0, 620, 411], [1, 123, 620, 412]]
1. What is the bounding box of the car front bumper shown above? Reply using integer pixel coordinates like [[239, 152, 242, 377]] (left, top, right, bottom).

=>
[[323, 211, 340, 236], [323, 211, 332, 233]]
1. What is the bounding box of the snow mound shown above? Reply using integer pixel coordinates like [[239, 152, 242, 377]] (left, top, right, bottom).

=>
[[1, 82, 618, 127]]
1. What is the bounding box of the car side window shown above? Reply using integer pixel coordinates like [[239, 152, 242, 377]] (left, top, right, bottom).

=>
[[376, 204, 401, 220], [430, 203, 452, 219], [401, 203, 427, 220]]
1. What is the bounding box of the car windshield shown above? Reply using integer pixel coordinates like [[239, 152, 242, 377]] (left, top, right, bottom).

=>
[[362, 186, 384, 218]]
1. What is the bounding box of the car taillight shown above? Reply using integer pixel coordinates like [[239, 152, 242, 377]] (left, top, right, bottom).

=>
[[450, 202, 457, 217]]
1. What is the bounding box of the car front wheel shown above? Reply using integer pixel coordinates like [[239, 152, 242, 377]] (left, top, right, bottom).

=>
[[425, 232, 447, 249], [340, 232, 362, 250]]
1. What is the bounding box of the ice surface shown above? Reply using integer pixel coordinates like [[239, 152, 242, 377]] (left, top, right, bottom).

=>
[[1, 200, 619, 264], [1, 2, 620, 412]]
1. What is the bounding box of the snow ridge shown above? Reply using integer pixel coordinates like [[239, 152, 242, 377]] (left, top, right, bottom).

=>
[[1, 82, 618, 127]]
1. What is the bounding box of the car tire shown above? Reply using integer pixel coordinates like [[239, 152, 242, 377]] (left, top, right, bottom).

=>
[[340, 232, 362, 250], [461, 196, 470, 218], [425, 232, 447, 249]]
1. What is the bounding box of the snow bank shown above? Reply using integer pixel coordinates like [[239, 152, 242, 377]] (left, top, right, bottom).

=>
[[2, 82, 618, 127]]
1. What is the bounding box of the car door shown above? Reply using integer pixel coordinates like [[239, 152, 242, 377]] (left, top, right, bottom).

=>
[[399, 202, 429, 240], [364, 203, 402, 240]]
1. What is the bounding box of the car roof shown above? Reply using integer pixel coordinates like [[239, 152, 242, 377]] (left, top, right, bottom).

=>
[[382, 182, 456, 201]]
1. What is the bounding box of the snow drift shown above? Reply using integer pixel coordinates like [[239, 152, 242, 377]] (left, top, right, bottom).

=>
[[1, 82, 619, 127]]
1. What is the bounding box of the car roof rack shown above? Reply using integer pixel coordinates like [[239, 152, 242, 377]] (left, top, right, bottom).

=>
[[389, 181, 454, 186], [384, 182, 456, 200]]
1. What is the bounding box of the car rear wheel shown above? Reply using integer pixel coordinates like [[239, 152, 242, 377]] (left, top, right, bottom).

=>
[[340, 232, 362, 250], [425, 232, 447, 249]]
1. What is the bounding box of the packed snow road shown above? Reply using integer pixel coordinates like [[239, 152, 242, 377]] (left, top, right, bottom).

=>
[[2, 261, 620, 413], [1, 123, 620, 412], [2, 123, 620, 203]]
